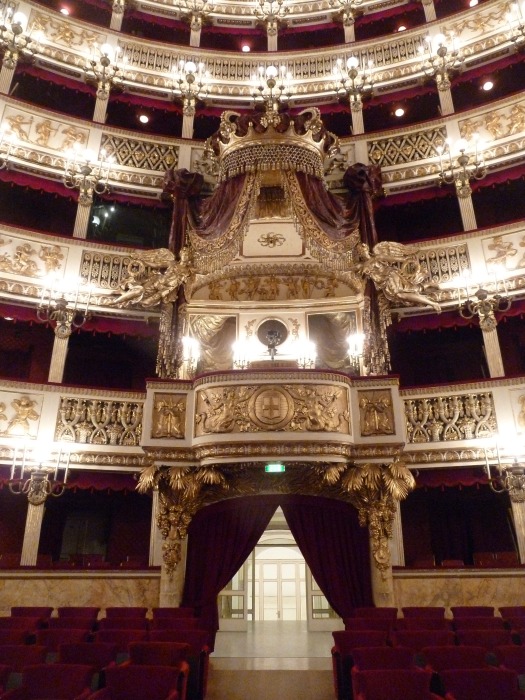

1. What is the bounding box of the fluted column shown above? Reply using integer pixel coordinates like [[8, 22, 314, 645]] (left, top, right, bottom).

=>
[[182, 114, 195, 139], [482, 327, 505, 378], [343, 23, 356, 42], [73, 202, 92, 239], [93, 96, 109, 124], [511, 501, 525, 564], [457, 193, 477, 231], [48, 336, 69, 383], [110, 0, 125, 30], [351, 106, 365, 136], [0, 63, 16, 94], [267, 23, 278, 51], [437, 83, 455, 116], [149, 489, 163, 566], [420, 0, 437, 22], [159, 537, 187, 607], [190, 24, 202, 47], [389, 501, 405, 567], [20, 503, 44, 566]]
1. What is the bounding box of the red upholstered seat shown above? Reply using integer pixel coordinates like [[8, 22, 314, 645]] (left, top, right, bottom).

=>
[[351, 646, 415, 671], [0, 645, 47, 672], [392, 629, 455, 651], [0, 663, 93, 699], [455, 629, 513, 650], [494, 645, 525, 674], [94, 629, 148, 655], [97, 618, 148, 631], [104, 608, 148, 619], [499, 607, 525, 619], [453, 617, 506, 630], [331, 630, 389, 700], [0, 619, 39, 631], [0, 665, 11, 693], [57, 608, 100, 621], [127, 642, 191, 665], [421, 645, 489, 671], [441, 668, 522, 700], [36, 629, 91, 653], [151, 618, 199, 630], [152, 608, 196, 620], [343, 618, 392, 632], [0, 632, 28, 646], [451, 606, 495, 618], [58, 643, 118, 669], [396, 618, 451, 631], [10, 608, 53, 621], [352, 669, 440, 700], [148, 630, 211, 700], [402, 607, 446, 619], [350, 607, 398, 620], [87, 665, 184, 700], [48, 618, 96, 631]]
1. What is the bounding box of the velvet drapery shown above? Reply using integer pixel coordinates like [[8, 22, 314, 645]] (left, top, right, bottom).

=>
[[182, 495, 373, 640]]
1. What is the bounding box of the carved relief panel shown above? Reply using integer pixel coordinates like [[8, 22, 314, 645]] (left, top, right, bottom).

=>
[[194, 383, 351, 436], [358, 390, 395, 437], [151, 393, 187, 439], [0, 392, 42, 438]]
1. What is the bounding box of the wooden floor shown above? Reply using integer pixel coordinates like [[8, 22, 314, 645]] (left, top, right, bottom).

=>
[[206, 621, 335, 700]]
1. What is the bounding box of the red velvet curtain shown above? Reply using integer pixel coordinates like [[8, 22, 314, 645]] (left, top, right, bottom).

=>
[[181, 497, 277, 639], [280, 495, 373, 616]]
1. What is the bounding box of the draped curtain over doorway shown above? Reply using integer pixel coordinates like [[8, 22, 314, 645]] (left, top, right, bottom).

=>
[[182, 495, 372, 638]]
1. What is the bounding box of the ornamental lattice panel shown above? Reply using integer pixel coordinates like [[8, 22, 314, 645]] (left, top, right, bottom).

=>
[[101, 134, 179, 172]]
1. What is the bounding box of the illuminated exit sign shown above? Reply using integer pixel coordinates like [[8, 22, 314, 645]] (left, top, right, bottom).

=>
[[265, 463, 286, 473]]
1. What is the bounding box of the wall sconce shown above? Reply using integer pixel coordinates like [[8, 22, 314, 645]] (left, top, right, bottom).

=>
[[457, 271, 511, 332], [63, 148, 113, 205], [9, 443, 70, 505], [180, 335, 200, 378], [485, 446, 525, 503], [0, 5, 40, 69], [333, 56, 374, 112], [252, 64, 293, 121], [296, 339, 317, 370], [84, 43, 124, 100], [37, 278, 93, 338], [347, 331, 365, 374], [420, 32, 463, 91], [437, 136, 486, 198], [171, 60, 209, 117], [254, 0, 289, 36], [232, 339, 252, 370]]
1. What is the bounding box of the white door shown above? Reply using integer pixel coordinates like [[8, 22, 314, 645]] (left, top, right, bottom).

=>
[[306, 568, 342, 631], [256, 559, 306, 620], [218, 561, 249, 631]]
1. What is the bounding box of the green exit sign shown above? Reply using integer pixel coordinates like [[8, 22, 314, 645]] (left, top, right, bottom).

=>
[[265, 462, 286, 473]]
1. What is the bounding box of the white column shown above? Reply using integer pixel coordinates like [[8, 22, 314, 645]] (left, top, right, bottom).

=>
[[0, 63, 16, 94], [93, 96, 109, 124], [267, 27, 278, 51], [389, 501, 405, 567], [20, 503, 45, 566], [182, 114, 195, 139], [353, 138, 369, 164], [351, 107, 365, 136], [343, 23, 356, 42], [73, 202, 92, 239], [159, 538, 188, 607], [511, 501, 525, 564], [190, 25, 202, 47], [437, 85, 455, 116], [420, 0, 437, 22], [110, 9, 124, 30], [48, 336, 69, 384], [149, 489, 163, 567], [482, 327, 505, 378], [457, 193, 477, 231]]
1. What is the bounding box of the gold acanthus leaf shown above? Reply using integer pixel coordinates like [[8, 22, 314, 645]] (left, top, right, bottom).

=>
[[136, 463, 160, 493], [384, 459, 416, 500]]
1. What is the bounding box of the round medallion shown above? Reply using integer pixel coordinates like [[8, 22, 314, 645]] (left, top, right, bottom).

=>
[[248, 386, 294, 431]]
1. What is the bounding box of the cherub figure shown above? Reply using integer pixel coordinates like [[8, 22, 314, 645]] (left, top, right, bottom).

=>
[[356, 241, 441, 312]]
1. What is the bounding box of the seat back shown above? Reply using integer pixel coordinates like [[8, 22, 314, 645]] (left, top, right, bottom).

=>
[[11, 607, 53, 619], [401, 607, 445, 619], [57, 607, 100, 620], [36, 628, 90, 652], [18, 663, 93, 699], [499, 607, 525, 618], [98, 618, 149, 630], [128, 641, 191, 665], [332, 630, 389, 655], [451, 606, 495, 618], [48, 617, 95, 631], [0, 645, 47, 671], [453, 616, 505, 630], [422, 645, 488, 671], [58, 642, 118, 668], [392, 629, 455, 651], [95, 629, 148, 653], [351, 607, 398, 620], [104, 664, 185, 700], [151, 617, 199, 630], [456, 629, 512, 650], [148, 630, 210, 700], [396, 618, 450, 631], [0, 631, 28, 645], [152, 607, 195, 619], [351, 646, 414, 670], [344, 618, 392, 632], [494, 645, 525, 674], [105, 608, 148, 619], [352, 669, 434, 699], [441, 668, 521, 700], [0, 618, 39, 630]]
